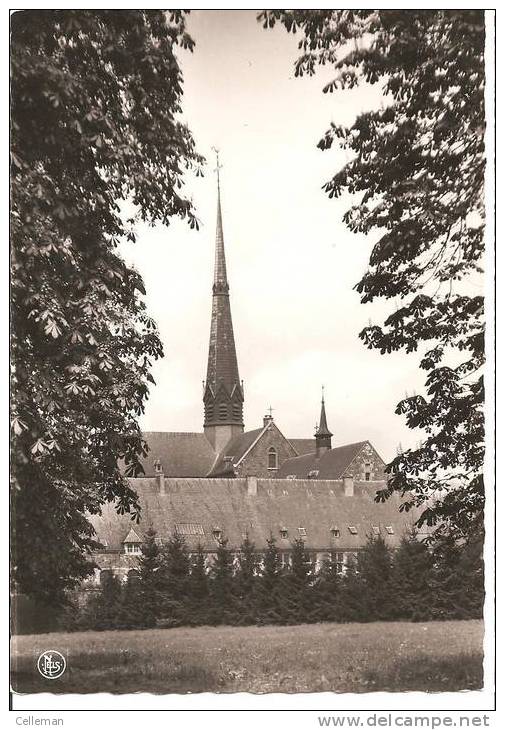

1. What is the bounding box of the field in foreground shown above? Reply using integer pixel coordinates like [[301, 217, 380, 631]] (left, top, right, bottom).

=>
[[11, 620, 483, 695]]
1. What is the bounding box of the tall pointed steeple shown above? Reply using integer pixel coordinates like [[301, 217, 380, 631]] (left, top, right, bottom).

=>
[[315, 386, 333, 456], [203, 152, 244, 453]]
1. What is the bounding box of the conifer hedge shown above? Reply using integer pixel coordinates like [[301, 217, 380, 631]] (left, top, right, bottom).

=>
[[73, 529, 484, 631]]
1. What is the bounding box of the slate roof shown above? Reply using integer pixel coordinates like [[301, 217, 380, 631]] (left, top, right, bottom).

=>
[[289, 438, 316, 456], [277, 441, 369, 479], [134, 432, 216, 478], [204, 187, 242, 400], [123, 528, 142, 544], [88, 477, 422, 554], [207, 427, 264, 477]]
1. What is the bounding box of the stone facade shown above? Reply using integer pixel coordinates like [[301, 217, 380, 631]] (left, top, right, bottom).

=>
[[234, 420, 298, 479], [341, 442, 386, 481]]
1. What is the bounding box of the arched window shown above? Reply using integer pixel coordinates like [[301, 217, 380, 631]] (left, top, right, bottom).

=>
[[267, 446, 278, 470], [127, 569, 140, 584]]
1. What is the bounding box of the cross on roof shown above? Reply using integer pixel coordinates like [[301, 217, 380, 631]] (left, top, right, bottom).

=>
[[211, 146, 223, 190]]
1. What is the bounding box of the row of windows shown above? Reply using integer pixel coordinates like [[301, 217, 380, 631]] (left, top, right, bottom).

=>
[[124, 524, 396, 553], [278, 525, 394, 540], [104, 551, 362, 583]]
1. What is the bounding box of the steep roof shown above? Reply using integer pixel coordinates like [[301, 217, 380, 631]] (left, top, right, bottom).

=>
[[208, 421, 298, 477], [88, 477, 422, 554], [123, 528, 142, 544], [134, 432, 216, 478], [208, 427, 264, 476], [204, 182, 242, 406], [277, 441, 369, 479], [289, 438, 316, 456], [315, 395, 333, 438]]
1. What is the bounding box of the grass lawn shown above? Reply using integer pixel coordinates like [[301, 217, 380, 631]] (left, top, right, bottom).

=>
[[11, 619, 483, 695]]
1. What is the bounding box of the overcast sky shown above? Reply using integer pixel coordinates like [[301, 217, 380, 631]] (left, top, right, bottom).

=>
[[121, 9, 433, 462]]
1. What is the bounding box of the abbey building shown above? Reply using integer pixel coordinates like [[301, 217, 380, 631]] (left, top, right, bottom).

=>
[[88, 176, 418, 582]]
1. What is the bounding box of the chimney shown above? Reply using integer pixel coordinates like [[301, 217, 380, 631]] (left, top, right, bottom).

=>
[[343, 476, 354, 497], [154, 459, 165, 496], [246, 475, 258, 496]]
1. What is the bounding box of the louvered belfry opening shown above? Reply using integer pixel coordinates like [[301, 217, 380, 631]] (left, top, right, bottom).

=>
[[203, 166, 244, 452]]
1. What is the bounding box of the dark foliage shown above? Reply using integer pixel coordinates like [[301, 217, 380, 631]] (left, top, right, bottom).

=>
[[75, 530, 484, 631], [157, 533, 191, 626], [80, 572, 122, 631], [11, 10, 203, 603], [208, 538, 236, 624], [136, 527, 161, 627], [392, 528, 433, 620], [259, 10, 486, 543], [358, 534, 395, 620]]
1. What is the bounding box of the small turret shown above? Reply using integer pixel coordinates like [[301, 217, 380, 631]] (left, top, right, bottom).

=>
[[315, 386, 333, 457]]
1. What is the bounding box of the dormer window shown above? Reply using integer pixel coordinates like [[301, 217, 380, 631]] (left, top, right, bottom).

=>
[[348, 525, 358, 535], [279, 527, 288, 539], [372, 526, 380, 536], [123, 528, 142, 555], [298, 527, 307, 537], [212, 527, 222, 541], [385, 525, 394, 535], [267, 447, 278, 470], [331, 527, 340, 538], [124, 542, 141, 555], [307, 469, 319, 479]]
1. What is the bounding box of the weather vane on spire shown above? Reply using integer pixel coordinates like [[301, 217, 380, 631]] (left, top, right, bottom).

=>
[[211, 146, 222, 191]]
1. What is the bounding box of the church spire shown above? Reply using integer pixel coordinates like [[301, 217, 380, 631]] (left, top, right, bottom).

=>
[[315, 386, 333, 455], [213, 155, 228, 292], [203, 151, 244, 453]]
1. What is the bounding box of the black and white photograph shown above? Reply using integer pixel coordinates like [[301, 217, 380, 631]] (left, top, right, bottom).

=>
[[8, 5, 496, 717]]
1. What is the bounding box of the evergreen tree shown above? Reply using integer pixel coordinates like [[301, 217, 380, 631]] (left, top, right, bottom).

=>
[[313, 554, 345, 623], [283, 538, 315, 624], [137, 527, 161, 627], [340, 553, 366, 622], [234, 535, 259, 625], [117, 570, 143, 629], [392, 528, 433, 621], [209, 538, 235, 624], [428, 531, 484, 620], [358, 534, 395, 621], [188, 543, 210, 626], [456, 530, 484, 619], [82, 572, 122, 630], [157, 533, 191, 626], [257, 535, 285, 624]]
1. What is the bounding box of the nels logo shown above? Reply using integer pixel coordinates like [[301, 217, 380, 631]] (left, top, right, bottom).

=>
[[37, 650, 66, 680]]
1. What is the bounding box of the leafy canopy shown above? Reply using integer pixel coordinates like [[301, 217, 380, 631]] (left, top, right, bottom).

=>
[[259, 10, 486, 540], [11, 10, 203, 602]]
